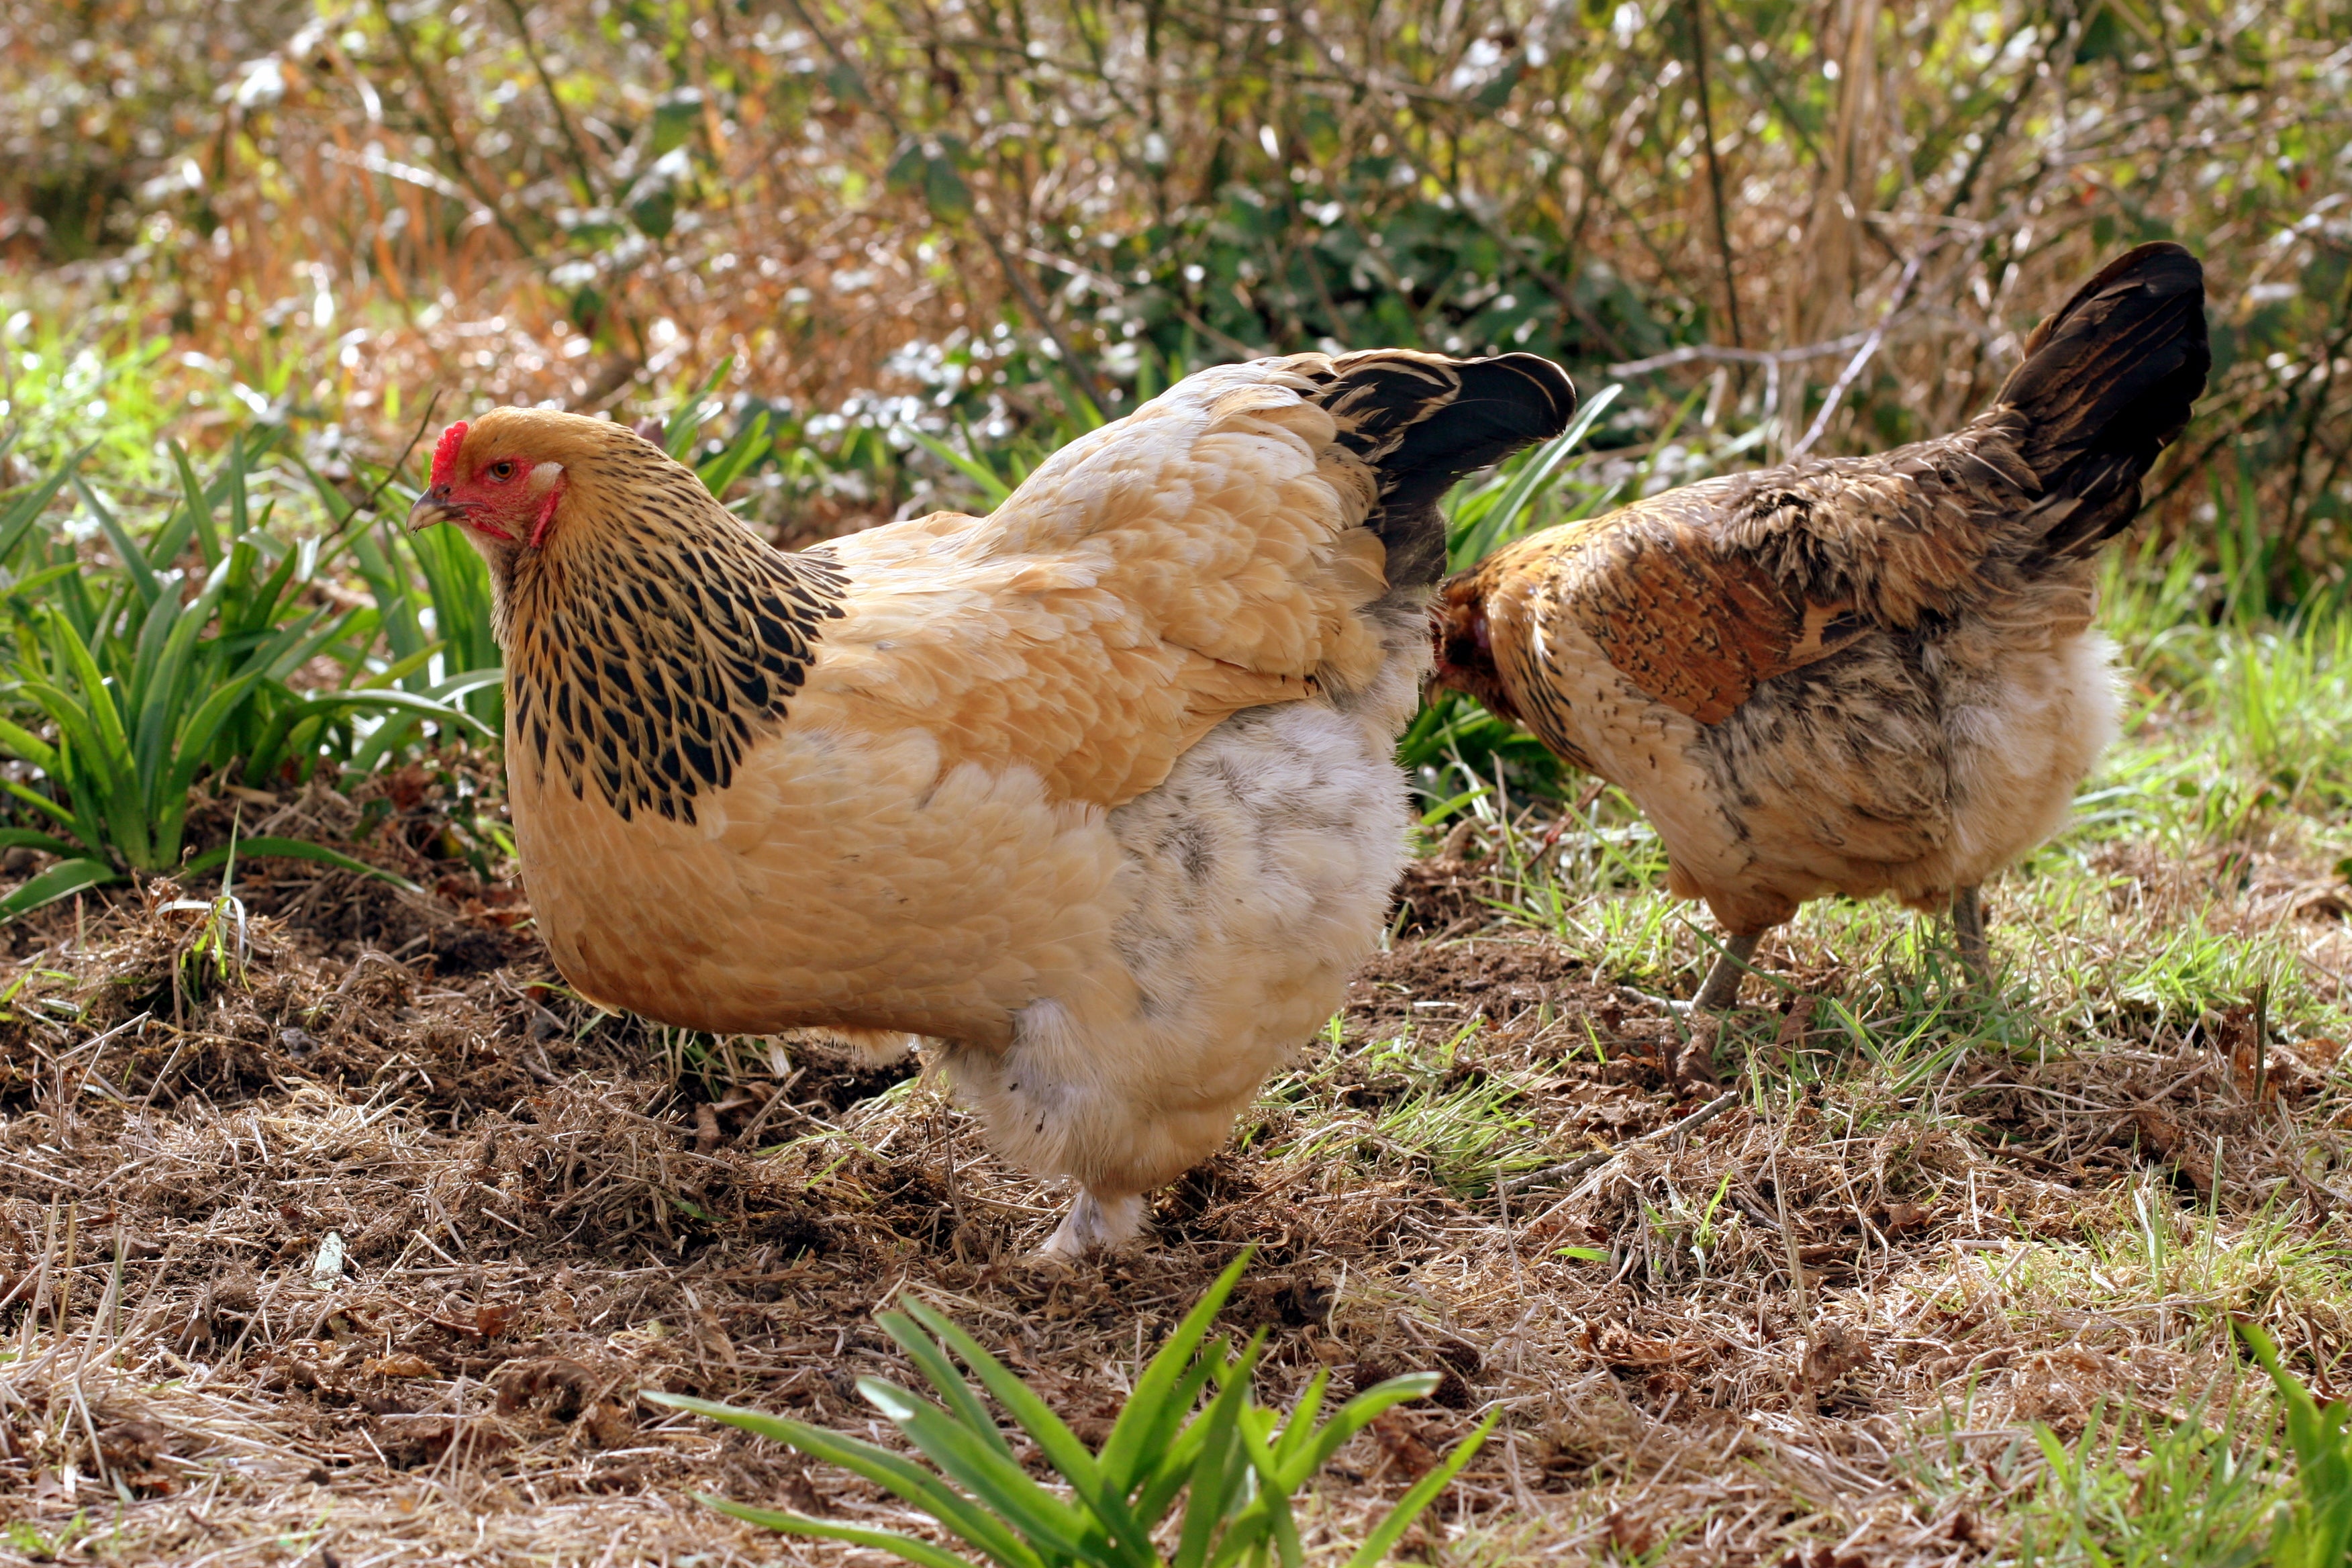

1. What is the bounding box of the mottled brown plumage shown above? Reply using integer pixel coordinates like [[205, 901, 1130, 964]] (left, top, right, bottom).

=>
[[1433, 243, 2208, 1007], [413, 348, 1572, 1254]]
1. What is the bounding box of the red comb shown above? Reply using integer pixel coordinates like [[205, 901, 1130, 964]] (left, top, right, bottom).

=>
[[430, 421, 469, 488]]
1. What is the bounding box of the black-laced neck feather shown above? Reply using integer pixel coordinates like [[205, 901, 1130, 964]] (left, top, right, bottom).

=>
[[497, 440, 846, 827]]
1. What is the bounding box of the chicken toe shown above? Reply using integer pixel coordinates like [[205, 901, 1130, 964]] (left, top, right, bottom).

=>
[[1036, 1190, 1146, 1260]]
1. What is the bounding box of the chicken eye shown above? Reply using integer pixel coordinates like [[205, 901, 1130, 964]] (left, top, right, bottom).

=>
[[487, 460, 518, 482]]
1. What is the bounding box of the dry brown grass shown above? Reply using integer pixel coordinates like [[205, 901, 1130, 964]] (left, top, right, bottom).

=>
[[0, 773, 2343, 1565]]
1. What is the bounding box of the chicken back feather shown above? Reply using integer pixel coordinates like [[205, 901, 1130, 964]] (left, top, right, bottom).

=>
[[1434, 243, 2208, 1008], [413, 348, 1572, 1255]]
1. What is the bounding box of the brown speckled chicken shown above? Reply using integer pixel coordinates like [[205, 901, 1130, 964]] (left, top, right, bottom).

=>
[[409, 350, 1572, 1255], [1432, 244, 2208, 1010]]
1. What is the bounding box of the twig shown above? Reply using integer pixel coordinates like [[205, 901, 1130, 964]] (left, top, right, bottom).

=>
[[352, 392, 445, 519], [1501, 1089, 1739, 1193], [2251, 980, 2269, 1110], [366, 0, 538, 255], [1682, 0, 1743, 348], [497, 0, 604, 206], [1788, 246, 1934, 459], [1608, 328, 1882, 378], [782, 0, 1106, 407]]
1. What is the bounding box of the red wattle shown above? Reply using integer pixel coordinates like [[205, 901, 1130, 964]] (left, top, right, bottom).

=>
[[528, 479, 565, 548]]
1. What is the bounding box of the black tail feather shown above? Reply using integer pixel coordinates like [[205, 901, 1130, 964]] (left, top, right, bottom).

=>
[[1310, 350, 1575, 591], [1995, 242, 2208, 557]]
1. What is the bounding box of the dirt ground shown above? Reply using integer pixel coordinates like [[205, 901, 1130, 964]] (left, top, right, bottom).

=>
[[0, 765, 2345, 1567]]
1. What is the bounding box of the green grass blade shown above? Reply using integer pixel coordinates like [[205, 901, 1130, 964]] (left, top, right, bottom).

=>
[[873, 1309, 1020, 1462], [75, 476, 164, 605], [0, 453, 83, 567], [1267, 1369, 1332, 1473], [908, 429, 1015, 509], [0, 859, 124, 922], [1171, 1389, 1251, 1568], [666, 357, 735, 458], [648, 1395, 1047, 1568], [0, 715, 59, 774], [1277, 1374, 1440, 1486], [418, 667, 505, 703], [1128, 1354, 1227, 1522], [1098, 1249, 1255, 1492], [129, 591, 194, 799], [1340, 1409, 1496, 1568], [181, 837, 421, 892], [0, 829, 81, 856], [0, 560, 86, 607], [857, 1379, 1097, 1560], [43, 610, 133, 764], [166, 440, 224, 569], [0, 778, 100, 856], [895, 1298, 1151, 1565], [1228, 1406, 1306, 1568], [694, 1496, 987, 1568], [697, 409, 773, 498], [18, 674, 146, 867]]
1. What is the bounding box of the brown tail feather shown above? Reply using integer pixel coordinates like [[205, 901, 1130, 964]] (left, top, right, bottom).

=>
[[1994, 241, 2209, 558]]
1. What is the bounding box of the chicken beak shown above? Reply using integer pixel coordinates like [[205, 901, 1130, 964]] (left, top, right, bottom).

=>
[[406, 487, 466, 532]]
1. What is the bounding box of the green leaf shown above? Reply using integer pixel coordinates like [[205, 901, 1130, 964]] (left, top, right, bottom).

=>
[[925, 157, 974, 222], [0, 714, 59, 773], [1098, 1250, 1256, 1493], [43, 609, 132, 767], [647, 1395, 1046, 1568], [0, 859, 123, 921], [166, 440, 225, 569], [694, 1496, 986, 1568], [666, 358, 736, 460], [181, 836, 422, 893], [857, 1379, 1096, 1560], [908, 430, 1014, 509], [1171, 1363, 1257, 1568], [894, 1298, 1153, 1566], [1342, 1409, 1496, 1568], [0, 450, 85, 567], [0, 829, 81, 857], [873, 1310, 1020, 1464], [75, 476, 164, 606]]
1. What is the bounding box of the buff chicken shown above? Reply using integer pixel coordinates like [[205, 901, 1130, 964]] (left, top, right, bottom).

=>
[[1432, 243, 2207, 1011], [410, 350, 1573, 1255]]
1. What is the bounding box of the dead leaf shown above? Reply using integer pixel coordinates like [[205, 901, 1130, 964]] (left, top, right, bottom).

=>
[[363, 1353, 438, 1379], [1771, 995, 1819, 1059], [96, 1418, 174, 1471], [1584, 1320, 1704, 1368], [1799, 1322, 1869, 1389], [2133, 1106, 2214, 1195], [1872, 1201, 1932, 1235], [1370, 1410, 1436, 1477]]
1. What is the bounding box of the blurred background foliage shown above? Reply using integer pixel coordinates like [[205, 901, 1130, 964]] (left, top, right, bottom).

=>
[[1, 0, 2347, 591]]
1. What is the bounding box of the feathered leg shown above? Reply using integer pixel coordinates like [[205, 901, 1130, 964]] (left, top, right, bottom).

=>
[[1036, 1189, 1145, 1261], [1951, 885, 1990, 977], [1689, 932, 1761, 1013]]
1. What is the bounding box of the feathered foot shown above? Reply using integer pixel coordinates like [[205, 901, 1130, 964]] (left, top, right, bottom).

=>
[[1685, 932, 1761, 1014], [1951, 885, 1991, 979], [1034, 1189, 1146, 1261]]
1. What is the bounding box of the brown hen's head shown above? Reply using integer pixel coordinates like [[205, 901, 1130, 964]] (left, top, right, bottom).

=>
[[1428, 563, 1522, 725]]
